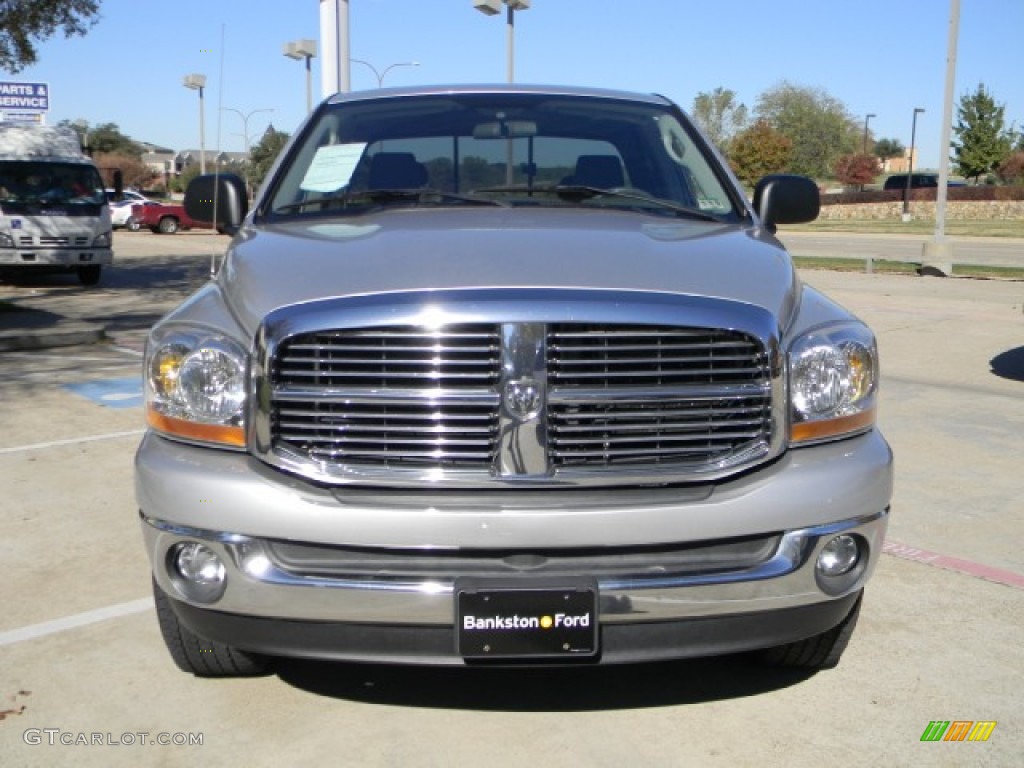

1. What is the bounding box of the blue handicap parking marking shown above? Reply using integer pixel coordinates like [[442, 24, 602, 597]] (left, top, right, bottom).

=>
[[63, 377, 144, 409]]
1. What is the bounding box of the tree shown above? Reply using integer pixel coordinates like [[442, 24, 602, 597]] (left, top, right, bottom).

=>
[[727, 119, 793, 188], [997, 152, 1024, 185], [58, 119, 143, 157], [171, 163, 203, 195], [92, 152, 156, 190], [247, 127, 290, 192], [754, 82, 860, 179], [691, 87, 749, 152], [873, 138, 905, 161], [0, 0, 100, 73], [833, 154, 879, 188], [952, 83, 1014, 182]]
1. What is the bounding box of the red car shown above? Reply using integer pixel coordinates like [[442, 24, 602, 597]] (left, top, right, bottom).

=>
[[131, 201, 212, 234]]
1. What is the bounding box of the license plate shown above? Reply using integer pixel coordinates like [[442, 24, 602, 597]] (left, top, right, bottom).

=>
[[456, 580, 598, 660]]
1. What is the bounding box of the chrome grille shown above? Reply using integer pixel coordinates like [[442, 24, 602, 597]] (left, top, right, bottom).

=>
[[17, 235, 89, 247], [271, 325, 501, 467], [266, 319, 774, 482], [547, 324, 771, 468]]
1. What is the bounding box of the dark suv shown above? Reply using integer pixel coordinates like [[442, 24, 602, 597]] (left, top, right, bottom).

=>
[[883, 173, 938, 190]]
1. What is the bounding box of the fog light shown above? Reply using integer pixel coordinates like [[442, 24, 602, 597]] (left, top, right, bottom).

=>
[[169, 542, 226, 603], [817, 535, 860, 576]]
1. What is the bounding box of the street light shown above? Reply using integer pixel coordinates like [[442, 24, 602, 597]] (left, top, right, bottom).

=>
[[221, 107, 275, 157], [862, 113, 876, 155], [350, 59, 419, 88], [182, 74, 207, 174], [283, 39, 317, 113], [473, 0, 531, 83], [903, 107, 926, 219]]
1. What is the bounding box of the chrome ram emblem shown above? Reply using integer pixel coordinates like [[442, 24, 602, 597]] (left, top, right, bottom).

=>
[[504, 377, 543, 422]]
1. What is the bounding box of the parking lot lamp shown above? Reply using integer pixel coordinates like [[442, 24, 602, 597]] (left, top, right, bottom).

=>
[[472, 0, 531, 83], [182, 74, 207, 174], [283, 39, 318, 113], [902, 107, 925, 219], [350, 59, 419, 88], [863, 113, 876, 155]]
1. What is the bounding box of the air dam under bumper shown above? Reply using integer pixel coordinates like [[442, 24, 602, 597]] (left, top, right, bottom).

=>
[[142, 510, 887, 665]]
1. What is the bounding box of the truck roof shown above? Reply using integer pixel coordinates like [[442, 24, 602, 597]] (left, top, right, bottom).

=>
[[0, 124, 89, 163]]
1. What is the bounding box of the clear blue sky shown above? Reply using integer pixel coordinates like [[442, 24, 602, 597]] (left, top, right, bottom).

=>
[[6, 0, 1022, 170]]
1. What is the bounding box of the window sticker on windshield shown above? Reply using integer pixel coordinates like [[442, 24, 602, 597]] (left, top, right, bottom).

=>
[[300, 143, 367, 193]]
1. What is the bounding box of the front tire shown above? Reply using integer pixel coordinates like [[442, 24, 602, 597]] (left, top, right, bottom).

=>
[[157, 216, 179, 234], [153, 579, 271, 677], [759, 592, 862, 670], [77, 265, 102, 285], [126, 216, 140, 232]]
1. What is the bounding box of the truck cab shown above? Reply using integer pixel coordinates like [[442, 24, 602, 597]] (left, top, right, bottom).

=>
[[0, 124, 113, 285]]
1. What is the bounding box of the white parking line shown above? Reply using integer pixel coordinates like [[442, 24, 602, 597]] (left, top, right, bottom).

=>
[[0, 598, 153, 647], [0, 429, 145, 455]]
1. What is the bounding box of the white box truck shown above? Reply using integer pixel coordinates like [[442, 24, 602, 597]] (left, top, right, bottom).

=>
[[0, 123, 112, 285]]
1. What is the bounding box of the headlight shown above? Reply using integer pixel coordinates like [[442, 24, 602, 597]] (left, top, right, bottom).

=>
[[0, 232, 13, 248], [789, 322, 878, 444], [92, 231, 112, 248], [145, 329, 247, 447]]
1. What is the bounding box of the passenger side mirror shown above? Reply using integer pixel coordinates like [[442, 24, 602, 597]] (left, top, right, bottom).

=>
[[184, 173, 249, 236], [752, 174, 819, 232]]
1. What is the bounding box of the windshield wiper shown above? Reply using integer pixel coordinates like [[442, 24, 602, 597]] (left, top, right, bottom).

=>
[[474, 184, 722, 222], [273, 187, 508, 214]]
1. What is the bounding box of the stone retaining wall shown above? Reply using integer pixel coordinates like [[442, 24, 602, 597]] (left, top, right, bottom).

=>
[[819, 201, 1024, 221]]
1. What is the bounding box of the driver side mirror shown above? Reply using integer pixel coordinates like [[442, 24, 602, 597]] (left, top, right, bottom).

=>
[[184, 173, 249, 236], [753, 174, 819, 232]]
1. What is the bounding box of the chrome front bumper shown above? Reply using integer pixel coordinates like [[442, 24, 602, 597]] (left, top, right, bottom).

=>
[[142, 510, 888, 626], [0, 247, 112, 266]]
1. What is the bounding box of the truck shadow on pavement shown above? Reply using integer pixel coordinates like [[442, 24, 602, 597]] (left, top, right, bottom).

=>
[[990, 346, 1024, 382], [0, 255, 210, 335], [274, 656, 814, 710]]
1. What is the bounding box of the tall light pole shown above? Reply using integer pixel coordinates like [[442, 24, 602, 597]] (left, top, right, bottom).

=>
[[182, 74, 207, 174], [473, 0, 531, 83], [283, 39, 317, 113], [221, 107, 275, 157], [350, 59, 419, 88], [222, 107, 274, 198], [922, 0, 961, 276], [902, 107, 925, 219], [319, 0, 350, 96], [862, 113, 876, 155]]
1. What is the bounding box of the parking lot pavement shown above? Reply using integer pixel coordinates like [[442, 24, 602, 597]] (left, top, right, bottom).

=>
[[1, 236, 1022, 766]]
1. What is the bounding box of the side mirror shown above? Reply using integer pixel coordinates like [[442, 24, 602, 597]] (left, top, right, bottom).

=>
[[184, 173, 249, 236], [752, 174, 819, 231]]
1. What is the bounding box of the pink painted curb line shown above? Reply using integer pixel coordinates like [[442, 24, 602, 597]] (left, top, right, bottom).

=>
[[883, 541, 1024, 590]]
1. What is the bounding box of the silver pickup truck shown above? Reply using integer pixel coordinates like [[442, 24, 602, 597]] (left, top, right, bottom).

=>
[[136, 85, 892, 677]]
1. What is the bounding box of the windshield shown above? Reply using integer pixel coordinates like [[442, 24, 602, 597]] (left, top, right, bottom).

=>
[[264, 93, 741, 221], [0, 161, 106, 210]]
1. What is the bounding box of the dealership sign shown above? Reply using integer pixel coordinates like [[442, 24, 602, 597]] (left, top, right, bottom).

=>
[[0, 82, 49, 112]]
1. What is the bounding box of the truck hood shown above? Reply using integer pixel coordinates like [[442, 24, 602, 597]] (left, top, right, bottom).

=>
[[219, 207, 799, 334]]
